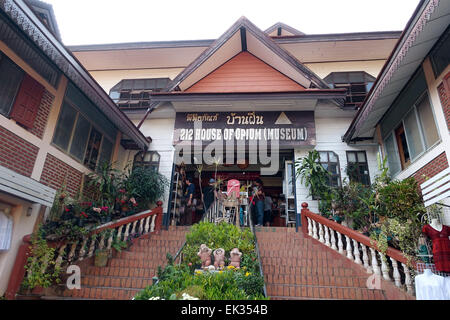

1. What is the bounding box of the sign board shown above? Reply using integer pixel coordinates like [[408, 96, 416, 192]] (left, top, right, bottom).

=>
[[173, 111, 315, 148]]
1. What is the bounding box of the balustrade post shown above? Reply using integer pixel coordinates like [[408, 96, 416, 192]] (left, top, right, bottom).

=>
[[337, 232, 344, 255], [150, 215, 156, 232], [144, 216, 150, 233], [330, 229, 337, 251], [67, 242, 78, 263], [390, 257, 401, 287], [130, 220, 138, 236], [344, 235, 353, 260], [117, 225, 124, 241], [361, 244, 371, 273], [318, 223, 325, 243], [54, 244, 67, 269], [87, 235, 96, 258], [123, 222, 131, 240], [106, 231, 114, 250], [402, 263, 413, 294], [312, 220, 318, 239], [324, 226, 331, 247], [369, 247, 381, 276], [78, 237, 88, 261], [307, 217, 312, 236], [379, 252, 391, 281], [352, 240, 362, 265]]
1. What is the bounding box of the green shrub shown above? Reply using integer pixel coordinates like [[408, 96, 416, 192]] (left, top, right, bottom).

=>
[[122, 166, 169, 211], [134, 222, 266, 300], [183, 222, 255, 268]]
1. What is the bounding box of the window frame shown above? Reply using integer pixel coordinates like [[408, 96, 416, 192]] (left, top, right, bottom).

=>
[[317, 151, 342, 188], [0, 52, 25, 118], [346, 151, 371, 186], [51, 98, 114, 170], [383, 91, 441, 176], [133, 151, 161, 172]]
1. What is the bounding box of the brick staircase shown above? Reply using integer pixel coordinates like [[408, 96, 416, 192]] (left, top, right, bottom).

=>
[[44, 226, 189, 300], [256, 227, 414, 300]]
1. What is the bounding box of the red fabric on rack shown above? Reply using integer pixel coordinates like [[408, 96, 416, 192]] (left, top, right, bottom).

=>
[[422, 224, 450, 272]]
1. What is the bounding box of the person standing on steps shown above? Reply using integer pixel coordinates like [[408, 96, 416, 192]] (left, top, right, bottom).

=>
[[253, 178, 265, 227], [184, 177, 196, 225]]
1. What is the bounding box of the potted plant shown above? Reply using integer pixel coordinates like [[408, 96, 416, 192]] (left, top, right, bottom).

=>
[[94, 248, 110, 267]]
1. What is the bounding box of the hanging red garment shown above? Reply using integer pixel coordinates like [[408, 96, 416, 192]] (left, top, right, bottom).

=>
[[422, 224, 450, 272]]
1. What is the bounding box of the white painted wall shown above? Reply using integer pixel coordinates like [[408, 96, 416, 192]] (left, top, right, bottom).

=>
[[132, 117, 176, 213]]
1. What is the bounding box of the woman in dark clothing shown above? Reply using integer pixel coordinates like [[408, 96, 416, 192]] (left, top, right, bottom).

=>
[[253, 178, 265, 226]]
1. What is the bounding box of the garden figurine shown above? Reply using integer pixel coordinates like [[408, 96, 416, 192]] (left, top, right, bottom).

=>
[[229, 248, 242, 269], [213, 248, 226, 269], [197, 244, 212, 268]]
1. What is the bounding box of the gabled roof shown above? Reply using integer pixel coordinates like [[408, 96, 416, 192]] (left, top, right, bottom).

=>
[[344, 0, 450, 143], [166, 16, 331, 93], [185, 51, 306, 93], [264, 22, 305, 37]]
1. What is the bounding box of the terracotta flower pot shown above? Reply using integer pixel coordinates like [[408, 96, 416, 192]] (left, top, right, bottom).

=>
[[94, 250, 109, 267]]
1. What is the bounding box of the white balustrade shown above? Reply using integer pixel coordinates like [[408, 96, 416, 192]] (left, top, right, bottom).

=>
[[304, 211, 415, 297]]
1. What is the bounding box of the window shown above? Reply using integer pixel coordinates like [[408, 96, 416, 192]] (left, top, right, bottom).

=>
[[109, 78, 170, 108], [324, 72, 376, 109], [346, 151, 370, 186], [52, 99, 114, 170], [133, 151, 160, 172], [318, 151, 341, 187], [0, 52, 24, 117], [383, 92, 440, 175], [430, 28, 449, 78]]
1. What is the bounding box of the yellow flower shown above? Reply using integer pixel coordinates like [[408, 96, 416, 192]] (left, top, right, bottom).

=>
[[227, 265, 234, 270], [219, 271, 223, 274], [245, 272, 251, 277]]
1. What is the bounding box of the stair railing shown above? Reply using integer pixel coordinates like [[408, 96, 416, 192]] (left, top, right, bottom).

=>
[[301, 202, 415, 295], [5, 203, 164, 300]]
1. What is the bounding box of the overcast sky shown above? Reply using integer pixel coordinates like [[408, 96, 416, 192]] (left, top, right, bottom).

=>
[[45, 0, 421, 45]]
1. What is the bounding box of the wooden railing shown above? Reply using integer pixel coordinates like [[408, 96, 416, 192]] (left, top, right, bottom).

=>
[[301, 203, 415, 295], [5, 203, 164, 300]]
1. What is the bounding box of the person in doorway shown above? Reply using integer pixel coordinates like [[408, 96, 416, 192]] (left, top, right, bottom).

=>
[[253, 178, 265, 227], [264, 194, 273, 226], [184, 177, 196, 225], [202, 178, 216, 214]]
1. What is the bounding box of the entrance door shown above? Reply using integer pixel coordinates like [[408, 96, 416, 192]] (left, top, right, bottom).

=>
[[283, 160, 296, 227]]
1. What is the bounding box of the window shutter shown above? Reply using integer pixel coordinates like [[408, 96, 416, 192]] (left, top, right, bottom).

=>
[[10, 74, 44, 129]]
